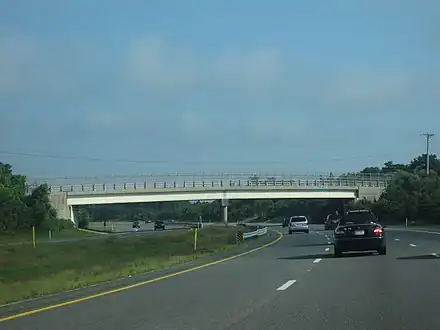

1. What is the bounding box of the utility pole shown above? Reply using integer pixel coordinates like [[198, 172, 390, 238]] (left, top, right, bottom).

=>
[[421, 133, 435, 175]]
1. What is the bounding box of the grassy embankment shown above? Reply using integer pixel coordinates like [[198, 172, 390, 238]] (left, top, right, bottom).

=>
[[0, 227, 249, 305]]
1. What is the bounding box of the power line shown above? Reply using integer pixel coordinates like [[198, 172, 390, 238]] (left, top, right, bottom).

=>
[[0, 150, 282, 165], [0, 150, 398, 165], [421, 133, 435, 175]]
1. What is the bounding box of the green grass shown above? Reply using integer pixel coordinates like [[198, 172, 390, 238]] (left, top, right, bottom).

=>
[[0, 227, 242, 305], [0, 228, 97, 244]]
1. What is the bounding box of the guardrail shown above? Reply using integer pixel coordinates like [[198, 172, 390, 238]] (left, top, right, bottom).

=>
[[243, 226, 268, 239], [29, 173, 391, 194]]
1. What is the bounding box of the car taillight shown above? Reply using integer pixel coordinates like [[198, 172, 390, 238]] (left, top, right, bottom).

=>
[[373, 226, 383, 235]]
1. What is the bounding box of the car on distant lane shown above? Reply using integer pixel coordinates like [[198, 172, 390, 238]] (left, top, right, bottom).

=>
[[154, 221, 166, 231], [333, 209, 386, 257], [288, 216, 309, 234]]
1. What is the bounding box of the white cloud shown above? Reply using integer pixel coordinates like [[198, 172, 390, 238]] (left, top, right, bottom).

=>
[[127, 37, 202, 94], [1, 31, 439, 141], [321, 69, 417, 107], [125, 35, 439, 117], [180, 111, 206, 131], [126, 36, 283, 96], [211, 49, 282, 91], [0, 34, 77, 99]]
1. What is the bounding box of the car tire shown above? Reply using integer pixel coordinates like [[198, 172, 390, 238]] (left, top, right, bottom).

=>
[[378, 246, 387, 255], [334, 247, 342, 258]]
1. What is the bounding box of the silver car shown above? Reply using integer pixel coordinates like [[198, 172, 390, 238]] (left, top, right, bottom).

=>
[[288, 216, 309, 234]]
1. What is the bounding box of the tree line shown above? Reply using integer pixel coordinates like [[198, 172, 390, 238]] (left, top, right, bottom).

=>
[[0, 162, 71, 233], [349, 154, 440, 224], [2, 153, 440, 232]]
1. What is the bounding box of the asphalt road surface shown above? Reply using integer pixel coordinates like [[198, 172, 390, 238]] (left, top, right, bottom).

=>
[[2, 225, 440, 329]]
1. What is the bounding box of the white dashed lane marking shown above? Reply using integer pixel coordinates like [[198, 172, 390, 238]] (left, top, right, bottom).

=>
[[313, 258, 322, 264], [409, 244, 417, 247], [430, 253, 439, 258], [325, 248, 330, 252], [276, 280, 297, 291], [394, 238, 400, 241]]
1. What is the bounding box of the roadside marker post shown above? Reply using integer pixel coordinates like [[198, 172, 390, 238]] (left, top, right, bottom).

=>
[[194, 228, 198, 252], [32, 226, 36, 248]]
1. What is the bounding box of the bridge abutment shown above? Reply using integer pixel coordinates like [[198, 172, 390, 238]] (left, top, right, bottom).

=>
[[357, 187, 383, 201], [49, 192, 76, 226], [49, 192, 69, 220]]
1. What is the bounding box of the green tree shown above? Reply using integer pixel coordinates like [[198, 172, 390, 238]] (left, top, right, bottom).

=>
[[0, 162, 59, 232], [76, 208, 91, 228]]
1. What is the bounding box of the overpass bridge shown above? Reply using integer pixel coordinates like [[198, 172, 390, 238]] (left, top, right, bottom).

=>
[[36, 172, 390, 225]]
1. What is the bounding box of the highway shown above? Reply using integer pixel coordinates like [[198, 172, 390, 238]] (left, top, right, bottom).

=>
[[1, 225, 440, 329]]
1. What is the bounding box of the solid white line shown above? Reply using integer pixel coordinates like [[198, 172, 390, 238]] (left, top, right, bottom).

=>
[[276, 280, 297, 291], [313, 258, 322, 263], [325, 247, 330, 252], [409, 244, 417, 247], [389, 228, 440, 235]]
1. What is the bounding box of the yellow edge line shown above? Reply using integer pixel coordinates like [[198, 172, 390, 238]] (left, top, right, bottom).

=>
[[0, 231, 284, 323]]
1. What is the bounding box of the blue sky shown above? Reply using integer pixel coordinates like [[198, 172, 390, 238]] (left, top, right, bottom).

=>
[[1, 0, 439, 180]]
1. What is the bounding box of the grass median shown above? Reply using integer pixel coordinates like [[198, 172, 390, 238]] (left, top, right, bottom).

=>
[[0, 227, 246, 305], [0, 228, 98, 245]]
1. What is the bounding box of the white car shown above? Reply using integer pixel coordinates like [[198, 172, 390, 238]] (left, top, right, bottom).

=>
[[288, 216, 310, 234]]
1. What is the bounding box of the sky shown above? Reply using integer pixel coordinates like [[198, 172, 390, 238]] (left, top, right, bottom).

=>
[[1, 0, 439, 182]]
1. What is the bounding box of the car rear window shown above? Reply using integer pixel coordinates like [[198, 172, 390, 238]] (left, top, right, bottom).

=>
[[290, 217, 307, 222], [340, 212, 376, 225]]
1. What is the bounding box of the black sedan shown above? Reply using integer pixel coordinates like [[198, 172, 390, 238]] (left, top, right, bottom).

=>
[[154, 221, 166, 231], [333, 209, 386, 257]]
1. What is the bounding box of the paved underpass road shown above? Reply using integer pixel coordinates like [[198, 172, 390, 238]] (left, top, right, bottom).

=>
[[88, 221, 190, 233], [1, 226, 440, 330]]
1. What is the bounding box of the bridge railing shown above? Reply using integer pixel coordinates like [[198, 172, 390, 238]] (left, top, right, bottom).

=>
[[25, 173, 392, 194]]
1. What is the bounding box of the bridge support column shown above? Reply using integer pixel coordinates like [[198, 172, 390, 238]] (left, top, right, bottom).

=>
[[221, 199, 229, 227], [70, 206, 76, 227], [337, 199, 347, 216]]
